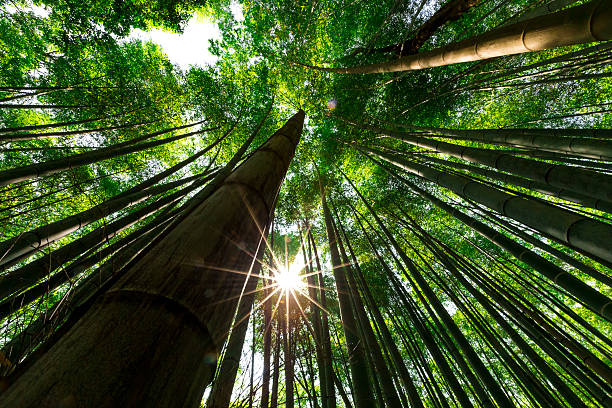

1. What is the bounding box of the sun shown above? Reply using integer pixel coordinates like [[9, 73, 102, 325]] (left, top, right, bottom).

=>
[[274, 259, 306, 292]]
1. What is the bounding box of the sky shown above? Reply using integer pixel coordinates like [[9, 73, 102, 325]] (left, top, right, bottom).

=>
[[126, 2, 245, 71], [5, 0, 245, 71]]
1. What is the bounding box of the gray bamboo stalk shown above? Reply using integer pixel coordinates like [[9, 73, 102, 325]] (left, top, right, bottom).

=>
[[472, 203, 612, 287], [345, 118, 612, 203], [361, 145, 612, 266], [206, 286, 257, 408], [369, 158, 612, 322], [320, 184, 376, 408], [421, 154, 612, 214], [298, 0, 612, 74], [0, 109, 304, 407], [0, 122, 219, 186]]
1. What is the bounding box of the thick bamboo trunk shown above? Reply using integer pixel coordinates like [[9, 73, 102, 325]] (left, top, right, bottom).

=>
[[0, 213, 177, 374], [423, 155, 612, 214], [320, 187, 376, 408], [270, 323, 281, 408], [413, 126, 612, 160], [301, 0, 612, 74], [206, 286, 257, 408], [0, 110, 304, 408]]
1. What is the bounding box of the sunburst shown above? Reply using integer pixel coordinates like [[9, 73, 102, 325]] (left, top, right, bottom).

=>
[[272, 258, 306, 293]]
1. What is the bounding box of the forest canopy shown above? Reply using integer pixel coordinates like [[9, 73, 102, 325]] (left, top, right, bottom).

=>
[[1, 0, 612, 407]]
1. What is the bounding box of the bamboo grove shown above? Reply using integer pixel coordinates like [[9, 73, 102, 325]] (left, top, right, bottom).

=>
[[1, 0, 612, 407]]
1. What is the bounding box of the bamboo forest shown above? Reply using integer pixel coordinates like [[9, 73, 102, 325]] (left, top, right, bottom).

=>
[[2, 0, 612, 406]]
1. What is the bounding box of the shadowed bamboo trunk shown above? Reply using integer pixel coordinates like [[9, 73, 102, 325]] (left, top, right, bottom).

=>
[[206, 286, 257, 408], [0, 211, 179, 375], [345, 118, 612, 204], [307, 227, 337, 408], [333, 214, 404, 408], [319, 184, 376, 408], [300, 0, 612, 74], [410, 126, 612, 159], [422, 155, 612, 214], [0, 110, 304, 408]]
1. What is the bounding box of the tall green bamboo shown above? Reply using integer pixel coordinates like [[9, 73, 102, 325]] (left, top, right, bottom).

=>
[[319, 183, 376, 408], [366, 157, 612, 322], [0, 110, 305, 408]]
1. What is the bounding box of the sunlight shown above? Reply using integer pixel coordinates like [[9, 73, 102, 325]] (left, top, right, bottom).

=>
[[274, 258, 305, 292]]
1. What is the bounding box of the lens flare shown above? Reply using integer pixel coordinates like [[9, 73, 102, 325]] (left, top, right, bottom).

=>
[[274, 259, 305, 292]]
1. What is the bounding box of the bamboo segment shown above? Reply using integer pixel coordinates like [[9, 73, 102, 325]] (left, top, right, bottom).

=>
[[0, 124, 218, 186], [206, 286, 257, 408], [302, 0, 612, 74]]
